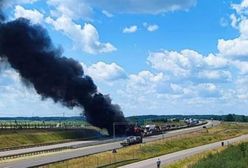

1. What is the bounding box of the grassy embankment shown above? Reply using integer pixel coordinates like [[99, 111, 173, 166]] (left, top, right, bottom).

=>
[[167, 141, 248, 168], [165, 148, 225, 168], [193, 142, 248, 168], [0, 128, 102, 150], [42, 123, 248, 168]]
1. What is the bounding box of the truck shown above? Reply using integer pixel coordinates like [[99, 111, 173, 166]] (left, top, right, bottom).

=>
[[144, 124, 161, 136], [120, 136, 143, 147]]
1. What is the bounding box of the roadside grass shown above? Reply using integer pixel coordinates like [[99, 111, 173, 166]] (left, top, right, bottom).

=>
[[42, 123, 248, 168], [165, 147, 226, 168], [0, 128, 101, 149], [191, 142, 248, 168]]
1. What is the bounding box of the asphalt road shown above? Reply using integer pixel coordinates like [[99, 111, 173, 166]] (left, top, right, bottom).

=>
[[0, 121, 218, 168], [0, 138, 124, 158], [120, 134, 248, 168]]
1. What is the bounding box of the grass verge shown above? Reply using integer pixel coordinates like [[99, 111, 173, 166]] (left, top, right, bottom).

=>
[[42, 123, 248, 168], [165, 147, 225, 168], [0, 128, 101, 150], [191, 142, 248, 168]]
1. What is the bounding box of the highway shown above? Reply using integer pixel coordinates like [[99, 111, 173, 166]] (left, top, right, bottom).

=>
[[120, 133, 248, 168], [0, 138, 122, 158], [0, 121, 218, 168]]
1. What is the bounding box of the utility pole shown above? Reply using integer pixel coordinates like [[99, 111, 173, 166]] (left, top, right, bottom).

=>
[[113, 122, 115, 139], [112, 122, 128, 139]]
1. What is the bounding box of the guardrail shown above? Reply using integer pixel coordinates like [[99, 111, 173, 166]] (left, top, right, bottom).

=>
[[0, 139, 75, 152], [0, 138, 125, 162], [0, 129, 103, 152], [0, 124, 84, 130], [0, 146, 72, 161]]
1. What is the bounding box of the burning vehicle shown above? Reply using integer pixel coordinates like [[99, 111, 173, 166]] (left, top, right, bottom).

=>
[[125, 124, 144, 136]]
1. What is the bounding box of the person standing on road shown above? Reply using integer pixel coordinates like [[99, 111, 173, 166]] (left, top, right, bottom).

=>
[[157, 158, 161, 168]]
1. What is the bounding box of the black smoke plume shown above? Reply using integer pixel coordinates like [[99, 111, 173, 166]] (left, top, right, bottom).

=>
[[0, 4, 127, 135]]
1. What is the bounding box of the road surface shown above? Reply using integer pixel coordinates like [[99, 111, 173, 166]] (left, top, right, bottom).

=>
[[0, 121, 218, 168], [0, 138, 121, 158], [120, 134, 248, 168]]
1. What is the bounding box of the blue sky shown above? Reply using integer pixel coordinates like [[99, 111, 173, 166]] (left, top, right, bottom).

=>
[[1, 0, 248, 117]]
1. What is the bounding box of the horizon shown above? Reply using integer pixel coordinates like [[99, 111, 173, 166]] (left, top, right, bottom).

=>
[[1, 0, 248, 117], [0, 113, 245, 118]]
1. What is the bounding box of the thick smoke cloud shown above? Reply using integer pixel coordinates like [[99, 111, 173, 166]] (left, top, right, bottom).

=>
[[0, 3, 127, 135]]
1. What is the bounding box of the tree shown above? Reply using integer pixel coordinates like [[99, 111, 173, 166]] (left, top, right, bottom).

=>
[[241, 115, 248, 122], [225, 114, 235, 122]]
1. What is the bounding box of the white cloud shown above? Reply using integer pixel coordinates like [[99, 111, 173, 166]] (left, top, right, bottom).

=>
[[196, 83, 221, 98], [147, 25, 159, 32], [176, 83, 221, 99], [230, 14, 239, 28], [47, 0, 92, 20], [46, 16, 116, 54], [1, 69, 20, 82], [234, 75, 248, 100], [218, 1, 248, 59], [148, 51, 186, 77], [198, 70, 232, 82], [85, 0, 197, 14], [4, 0, 38, 7], [46, 0, 117, 54], [220, 17, 228, 27], [233, 60, 248, 74], [119, 70, 221, 112], [130, 71, 165, 85], [218, 38, 248, 58], [204, 54, 229, 68], [102, 10, 113, 18], [45, 0, 197, 21], [14, 5, 44, 24], [143, 23, 159, 32], [236, 76, 248, 86], [83, 62, 127, 82], [239, 18, 248, 38], [147, 49, 205, 77], [127, 71, 167, 94], [123, 25, 137, 33], [147, 49, 232, 84], [17, 0, 38, 4], [232, 0, 248, 14]]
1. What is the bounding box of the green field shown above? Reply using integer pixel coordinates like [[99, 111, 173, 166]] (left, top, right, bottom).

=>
[[0, 128, 102, 150], [43, 123, 248, 168], [191, 142, 248, 168], [0, 119, 87, 129]]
